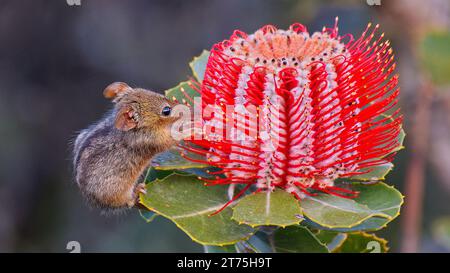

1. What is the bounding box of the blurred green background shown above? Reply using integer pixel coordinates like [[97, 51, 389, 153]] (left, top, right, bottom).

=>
[[0, 0, 449, 252]]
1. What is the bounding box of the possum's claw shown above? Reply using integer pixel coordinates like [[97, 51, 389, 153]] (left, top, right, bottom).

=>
[[128, 183, 148, 208], [136, 183, 147, 195]]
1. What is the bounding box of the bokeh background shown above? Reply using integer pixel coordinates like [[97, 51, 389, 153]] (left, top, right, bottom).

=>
[[0, 0, 449, 252]]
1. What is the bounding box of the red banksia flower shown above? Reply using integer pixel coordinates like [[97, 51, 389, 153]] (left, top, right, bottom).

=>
[[181, 19, 402, 207]]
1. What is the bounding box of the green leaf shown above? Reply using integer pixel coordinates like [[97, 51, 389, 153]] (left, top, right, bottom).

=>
[[204, 245, 237, 253], [244, 233, 274, 253], [313, 230, 346, 252], [221, 231, 275, 253], [273, 226, 329, 253], [396, 127, 406, 152], [189, 50, 210, 82], [232, 190, 302, 227], [306, 181, 404, 232], [151, 148, 208, 170], [139, 174, 255, 245], [144, 167, 173, 183], [165, 81, 198, 107], [149, 148, 215, 181], [349, 162, 394, 181], [302, 196, 388, 229], [304, 216, 395, 233], [139, 210, 158, 223], [333, 232, 389, 253], [149, 147, 218, 179], [419, 31, 450, 86], [313, 230, 338, 245], [301, 182, 403, 230], [432, 217, 450, 249], [174, 167, 220, 179], [313, 230, 389, 253]]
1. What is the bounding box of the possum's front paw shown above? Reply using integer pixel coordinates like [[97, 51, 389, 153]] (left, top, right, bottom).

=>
[[127, 183, 147, 208]]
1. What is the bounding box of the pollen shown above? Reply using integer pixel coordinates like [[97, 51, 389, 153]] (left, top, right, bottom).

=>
[[222, 28, 346, 74]]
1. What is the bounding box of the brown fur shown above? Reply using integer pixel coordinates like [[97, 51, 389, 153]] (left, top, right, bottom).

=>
[[73, 82, 179, 211]]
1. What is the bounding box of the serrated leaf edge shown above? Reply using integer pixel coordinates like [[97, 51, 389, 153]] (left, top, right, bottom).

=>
[[303, 184, 404, 230], [138, 174, 255, 246], [332, 232, 389, 253]]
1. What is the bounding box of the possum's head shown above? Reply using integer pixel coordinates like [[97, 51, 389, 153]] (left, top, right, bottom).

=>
[[103, 82, 182, 142]]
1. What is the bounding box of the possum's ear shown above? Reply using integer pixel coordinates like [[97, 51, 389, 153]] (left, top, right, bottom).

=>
[[103, 82, 133, 102], [115, 104, 138, 131]]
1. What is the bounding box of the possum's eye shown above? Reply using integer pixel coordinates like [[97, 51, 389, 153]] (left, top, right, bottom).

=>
[[161, 106, 171, 116]]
